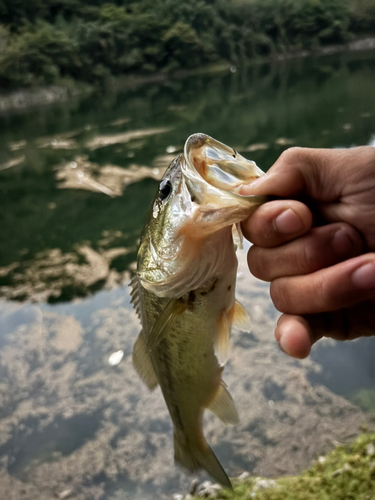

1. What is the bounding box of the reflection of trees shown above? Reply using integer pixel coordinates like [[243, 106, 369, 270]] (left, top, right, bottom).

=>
[[0, 175, 158, 301]]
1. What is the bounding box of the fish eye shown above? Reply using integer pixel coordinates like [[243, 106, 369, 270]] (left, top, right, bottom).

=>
[[158, 179, 172, 201]]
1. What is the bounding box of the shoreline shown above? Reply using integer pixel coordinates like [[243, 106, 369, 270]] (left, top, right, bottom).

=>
[[0, 37, 374, 114], [184, 433, 375, 500]]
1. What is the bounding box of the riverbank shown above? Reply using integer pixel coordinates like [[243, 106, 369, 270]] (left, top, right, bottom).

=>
[[184, 433, 375, 500], [1, 37, 375, 114]]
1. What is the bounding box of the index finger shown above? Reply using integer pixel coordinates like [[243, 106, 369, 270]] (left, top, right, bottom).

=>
[[241, 199, 312, 247]]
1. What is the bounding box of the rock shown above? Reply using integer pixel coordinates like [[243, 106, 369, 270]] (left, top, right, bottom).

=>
[[57, 490, 73, 499], [172, 494, 184, 500], [251, 478, 278, 497], [189, 478, 199, 495], [332, 463, 351, 477], [238, 471, 250, 480], [108, 350, 124, 366], [197, 480, 222, 497], [254, 478, 277, 489], [366, 443, 375, 456]]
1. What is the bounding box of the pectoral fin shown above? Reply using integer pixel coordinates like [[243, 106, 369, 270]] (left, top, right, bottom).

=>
[[232, 223, 243, 250], [147, 299, 188, 351], [230, 300, 251, 331], [206, 381, 239, 425], [132, 332, 158, 390], [214, 310, 230, 365]]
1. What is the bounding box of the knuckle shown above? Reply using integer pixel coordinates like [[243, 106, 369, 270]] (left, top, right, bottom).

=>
[[315, 274, 332, 310], [279, 146, 306, 165], [242, 211, 262, 243], [244, 209, 273, 246], [299, 239, 317, 274], [270, 279, 292, 312], [247, 247, 271, 281], [340, 223, 363, 254]]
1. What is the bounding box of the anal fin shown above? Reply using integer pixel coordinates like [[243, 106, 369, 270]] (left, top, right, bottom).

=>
[[132, 332, 158, 390], [206, 381, 239, 425]]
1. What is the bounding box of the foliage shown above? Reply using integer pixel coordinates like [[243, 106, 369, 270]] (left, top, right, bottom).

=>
[[0, 0, 374, 89], [349, 0, 375, 34]]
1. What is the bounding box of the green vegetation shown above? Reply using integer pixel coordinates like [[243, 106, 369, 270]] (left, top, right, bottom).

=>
[[197, 433, 375, 500], [0, 0, 374, 90], [349, 388, 375, 412]]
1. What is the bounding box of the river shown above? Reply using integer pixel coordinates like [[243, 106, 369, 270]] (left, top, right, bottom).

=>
[[1, 51, 375, 499]]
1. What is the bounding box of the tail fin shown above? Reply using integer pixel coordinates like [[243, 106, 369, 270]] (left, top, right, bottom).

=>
[[174, 432, 232, 488]]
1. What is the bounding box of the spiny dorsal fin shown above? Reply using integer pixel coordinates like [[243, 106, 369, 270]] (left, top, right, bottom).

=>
[[129, 274, 141, 320], [132, 332, 159, 390], [214, 309, 230, 365], [206, 381, 239, 426], [230, 300, 251, 331], [147, 299, 188, 351]]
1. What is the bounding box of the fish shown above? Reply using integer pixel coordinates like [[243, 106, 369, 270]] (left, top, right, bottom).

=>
[[131, 133, 267, 487]]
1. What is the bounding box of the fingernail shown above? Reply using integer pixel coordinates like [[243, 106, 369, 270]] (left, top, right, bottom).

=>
[[274, 208, 304, 235], [332, 229, 354, 255], [352, 262, 375, 289]]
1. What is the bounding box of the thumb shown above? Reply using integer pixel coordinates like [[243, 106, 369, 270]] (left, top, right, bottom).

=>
[[240, 147, 348, 201]]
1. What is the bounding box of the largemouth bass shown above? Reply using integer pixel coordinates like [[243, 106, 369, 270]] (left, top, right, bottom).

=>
[[131, 133, 266, 487]]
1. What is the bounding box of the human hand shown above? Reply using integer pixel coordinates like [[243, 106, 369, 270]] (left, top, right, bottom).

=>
[[241, 146, 375, 358]]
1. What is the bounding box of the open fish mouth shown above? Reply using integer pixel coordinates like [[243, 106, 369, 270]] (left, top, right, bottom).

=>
[[184, 133, 264, 195]]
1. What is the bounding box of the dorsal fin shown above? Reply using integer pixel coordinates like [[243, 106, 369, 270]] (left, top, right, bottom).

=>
[[129, 274, 141, 320]]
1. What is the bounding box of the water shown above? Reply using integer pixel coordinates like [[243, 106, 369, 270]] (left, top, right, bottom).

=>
[[1, 51, 375, 499]]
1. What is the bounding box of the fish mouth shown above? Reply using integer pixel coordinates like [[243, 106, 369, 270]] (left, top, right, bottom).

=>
[[183, 133, 265, 197]]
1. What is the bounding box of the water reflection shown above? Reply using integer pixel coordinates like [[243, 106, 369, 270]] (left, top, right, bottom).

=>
[[1, 52, 375, 303], [308, 337, 375, 411], [1, 251, 374, 499], [0, 52, 375, 499]]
